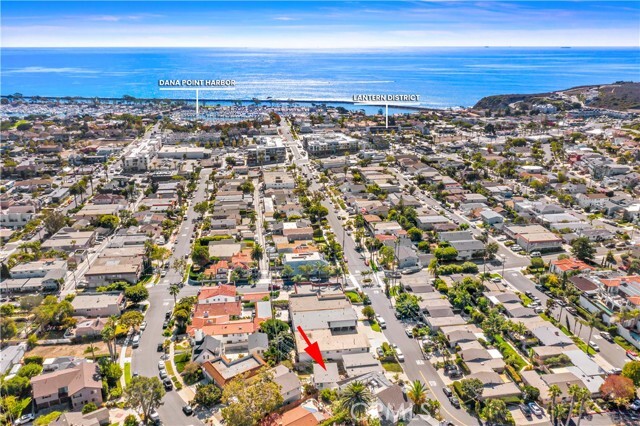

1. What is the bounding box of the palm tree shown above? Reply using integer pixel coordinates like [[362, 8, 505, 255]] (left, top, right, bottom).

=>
[[546, 298, 557, 316], [564, 384, 581, 426], [548, 384, 562, 425], [407, 380, 427, 414], [169, 284, 180, 305], [575, 387, 591, 426], [584, 312, 599, 356], [339, 381, 374, 424], [101, 317, 118, 361]]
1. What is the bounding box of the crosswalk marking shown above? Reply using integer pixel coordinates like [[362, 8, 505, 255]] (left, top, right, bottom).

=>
[[429, 381, 437, 387]]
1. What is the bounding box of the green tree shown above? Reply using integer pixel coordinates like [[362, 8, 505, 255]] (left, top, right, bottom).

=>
[[194, 383, 222, 408], [97, 214, 120, 229], [120, 310, 144, 331], [406, 227, 422, 242], [251, 243, 264, 263], [571, 237, 595, 262], [407, 380, 427, 414], [362, 306, 375, 322], [395, 293, 420, 320], [1, 304, 15, 316], [43, 210, 67, 235], [0, 318, 17, 343], [221, 370, 283, 426], [82, 402, 98, 414], [0, 396, 31, 423], [169, 284, 180, 305], [125, 376, 165, 424], [459, 378, 484, 402], [434, 246, 458, 261], [484, 242, 499, 259], [548, 384, 562, 426], [338, 380, 375, 423], [622, 360, 640, 386], [16, 363, 42, 378], [124, 415, 138, 426], [124, 285, 149, 304], [523, 385, 540, 402], [192, 245, 210, 266], [100, 360, 123, 388], [481, 399, 510, 425], [193, 201, 209, 217], [530, 257, 545, 269]]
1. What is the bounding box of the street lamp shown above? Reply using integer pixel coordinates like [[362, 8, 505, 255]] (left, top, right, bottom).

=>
[[500, 254, 506, 279]]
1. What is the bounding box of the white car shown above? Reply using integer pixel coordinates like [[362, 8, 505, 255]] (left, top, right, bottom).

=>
[[14, 414, 35, 425], [140, 321, 147, 331], [630, 399, 640, 411]]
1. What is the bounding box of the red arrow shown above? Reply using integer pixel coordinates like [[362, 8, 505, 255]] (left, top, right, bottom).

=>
[[297, 326, 326, 370]]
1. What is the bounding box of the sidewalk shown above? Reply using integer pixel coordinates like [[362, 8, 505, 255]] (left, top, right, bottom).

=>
[[169, 342, 195, 402]]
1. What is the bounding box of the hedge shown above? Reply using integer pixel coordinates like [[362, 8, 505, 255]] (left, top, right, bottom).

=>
[[505, 364, 522, 384], [23, 355, 44, 365]]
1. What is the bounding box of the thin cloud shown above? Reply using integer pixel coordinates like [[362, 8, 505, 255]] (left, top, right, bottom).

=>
[[273, 16, 298, 21]]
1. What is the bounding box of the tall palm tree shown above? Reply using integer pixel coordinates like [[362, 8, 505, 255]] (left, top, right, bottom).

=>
[[339, 381, 374, 424], [564, 384, 581, 426], [169, 284, 180, 305], [584, 312, 599, 356], [407, 380, 428, 414], [575, 387, 591, 426], [548, 384, 562, 425]]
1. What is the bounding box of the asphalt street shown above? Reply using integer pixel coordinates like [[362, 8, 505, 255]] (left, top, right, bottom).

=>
[[130, 168, 211, 426]]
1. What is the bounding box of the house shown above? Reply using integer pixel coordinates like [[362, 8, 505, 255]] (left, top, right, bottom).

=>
[[341, 352, 383, 377], [480, 210, 504, 226], [31, 361, 103, 411], [197, 284, 239, 303], [84, 255, 144, 286], [0, 344, 26, 375], [459, 347, 505, 373], [283, 252, 330, 275], [0, 205, 37, 228], [271, 365, 302, 406], [313, 363, 340, 390], [71, 292, 124, 318], [41, 228, 95, 252], [376, 384, 414, 423], [515, 231, 563, 253], [192, 335, 224, 364], [49, 407, 110, 426], [10, 259, 67, 279], [466, 371, 521, 401], [72, 317, 108, 339], [202, 352, 266, 387], [550, 258, 595, 275], [449, 239, 485, 260]]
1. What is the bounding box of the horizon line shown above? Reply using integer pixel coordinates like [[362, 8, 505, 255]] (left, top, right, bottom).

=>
[[3, 45, 639, 49]]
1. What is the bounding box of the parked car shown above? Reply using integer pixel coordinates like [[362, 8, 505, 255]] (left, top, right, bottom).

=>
[[405, 328, 414, 338], [627, 349, 639, 361], [449, 396, 460, 408], [149, 410, 160, 424], [163, 378, 173, 390], [600, 332, 613, 342], [158, 361, 165, 370], [157, 342, 164, 352], [566, 306, 577, 315], [182, 405, 194, 416], [162, 320, 170, 329], [630, 400, 640, 411], [376, 347, 384, 358], [376, 316, 386, 329], [528, 402, 543, 416], [491, 277, 501, 283], [589, 341, 600, 351], [159, 369, 168, 380], [140, 321, 147, 331], [395, 349, 405, 362], [443, 387, 453, 397], [132, 335, 140, 348], [519, 404, 532, 418], [14, 414, 35, 425]]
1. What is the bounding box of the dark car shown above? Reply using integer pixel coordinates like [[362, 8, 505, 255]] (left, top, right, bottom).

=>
[[162, 320, 170, 329], [448, 396, 460, 408], [157, 343, 164, 352], [520, 403, 532, 418], [163, 378, 173, 390], [443, 387, 453, 397], [182, 405, 194, 416], [165, 311, 172, 319]]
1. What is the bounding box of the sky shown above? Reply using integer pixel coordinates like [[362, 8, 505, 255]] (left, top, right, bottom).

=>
[[2, 1, 639, 48]]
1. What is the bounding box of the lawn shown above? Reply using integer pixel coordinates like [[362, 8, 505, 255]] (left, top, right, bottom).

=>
[[174, 352, 191, 373], [345, 291, 363, 304], [493, 335, 527, 370], [615, 336, 634, 351], [382, 361, 404, 373], [371, 321, 382, 332], [518, 293, 533, 306], [165, 360, 175, 376], [124, 362, 131, 385]]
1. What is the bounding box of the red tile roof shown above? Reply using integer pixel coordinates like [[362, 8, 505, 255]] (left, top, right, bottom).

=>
[[198, 284, 237, 301]]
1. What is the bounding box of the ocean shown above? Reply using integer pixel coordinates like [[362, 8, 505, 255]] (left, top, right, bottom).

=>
[[1, 47, 639, 108]]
